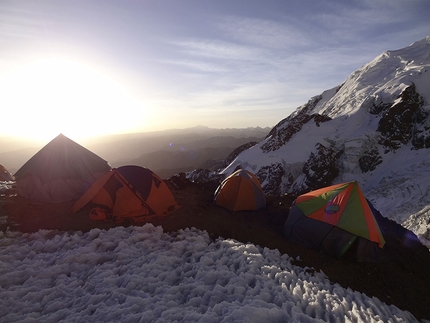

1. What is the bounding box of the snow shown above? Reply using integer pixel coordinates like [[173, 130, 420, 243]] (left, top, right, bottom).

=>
[[321, 37, 430, 119], [0, 181, 15, 227], [220, 38, 430, 241], [0, 181, 14, 194], [0, 224, 422, 322], [403, 205, 430, 248]]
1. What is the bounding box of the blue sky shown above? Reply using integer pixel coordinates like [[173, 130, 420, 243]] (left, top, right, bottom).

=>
[[1, 0, 429, 140]]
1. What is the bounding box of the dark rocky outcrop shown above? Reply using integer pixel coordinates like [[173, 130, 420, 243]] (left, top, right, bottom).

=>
[[261, 94, 332, 153], [256, 163, 285, 196], [359, 147, 383, 173], [377, 83, 427, 152], [292, 143, 343, 194]]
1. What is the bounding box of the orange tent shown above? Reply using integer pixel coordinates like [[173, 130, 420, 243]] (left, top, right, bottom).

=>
[[73, 165, 180, 222], [214, 169, 266, 211]]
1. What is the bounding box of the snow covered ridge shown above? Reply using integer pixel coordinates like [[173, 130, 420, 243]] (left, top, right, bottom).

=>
[[220, 37, 430, 241], [0, 225, 421, 322]]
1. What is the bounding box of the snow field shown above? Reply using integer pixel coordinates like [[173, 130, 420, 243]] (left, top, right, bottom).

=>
[[0, 224, 419, 322]]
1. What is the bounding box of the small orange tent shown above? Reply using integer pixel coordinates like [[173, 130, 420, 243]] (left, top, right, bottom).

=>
[[214, 169, 266, 211], [73, 165, 180, 222]]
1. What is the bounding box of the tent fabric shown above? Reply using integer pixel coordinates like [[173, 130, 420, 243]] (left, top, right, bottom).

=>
[[214, 169, 266, 211], [72, 165, 181, 222], [0, 164, 14, 181], [284, 181, 385, 262], [14, 134, 111, 203]]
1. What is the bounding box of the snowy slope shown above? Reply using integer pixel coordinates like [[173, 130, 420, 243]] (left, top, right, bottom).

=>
[[219, 37, 430, 244], [0, 225, 422, 322]]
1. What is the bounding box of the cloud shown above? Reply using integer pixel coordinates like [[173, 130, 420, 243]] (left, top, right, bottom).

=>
[[308, 0, 429, 44], [164, 59, 230, 73], [2, 0, 428, 134], [215, 15, 313, 50], [170, 39, 265, 63]]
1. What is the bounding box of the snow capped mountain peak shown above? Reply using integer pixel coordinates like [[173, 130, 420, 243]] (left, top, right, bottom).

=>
[[317, 36, 430, 119], [219, 37, 430, 245]]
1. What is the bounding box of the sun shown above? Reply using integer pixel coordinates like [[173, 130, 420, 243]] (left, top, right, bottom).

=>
[[0, 58, 150, 142]]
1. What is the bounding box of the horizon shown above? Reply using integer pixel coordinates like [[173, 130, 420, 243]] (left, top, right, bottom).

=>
[[1, 1, 429, 141], [0, 123, 273, 144], [0, 124, 273, 175], [0, 124, 273, 159]]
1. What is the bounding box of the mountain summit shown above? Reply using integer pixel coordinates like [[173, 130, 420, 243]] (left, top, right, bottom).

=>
[[219, 37, 430, 243]]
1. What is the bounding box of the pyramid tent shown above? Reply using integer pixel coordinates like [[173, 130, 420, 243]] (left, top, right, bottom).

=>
[[214, 169, 266, 211], [0, 164, 14, 181], [72, 165, 181, 222], [14, 134, 111, 203], [284, 181, 385, 262]]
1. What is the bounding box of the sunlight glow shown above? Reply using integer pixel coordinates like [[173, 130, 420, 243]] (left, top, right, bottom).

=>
[[0, 59, 151, 141]]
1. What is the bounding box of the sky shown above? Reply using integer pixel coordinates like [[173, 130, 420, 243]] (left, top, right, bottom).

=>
[[0, 223, 422, 322], [1, 0, 429, 141]]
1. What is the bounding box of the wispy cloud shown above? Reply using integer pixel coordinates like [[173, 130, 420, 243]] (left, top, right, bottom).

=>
[[170, 39, 265, 62], [1, 0, 428, 134], [216, 16, 313, 50], [308, 0, 428, 45]]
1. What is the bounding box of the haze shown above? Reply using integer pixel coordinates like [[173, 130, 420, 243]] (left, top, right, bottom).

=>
[[1, 0, 429, 142]]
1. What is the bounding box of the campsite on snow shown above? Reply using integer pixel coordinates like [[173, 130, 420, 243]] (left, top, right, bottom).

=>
[[1, 38, 430, 321]]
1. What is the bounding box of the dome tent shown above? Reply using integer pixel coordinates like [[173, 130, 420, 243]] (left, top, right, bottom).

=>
[[14, 134, 111, 203], [284, 181, 385, 262], [73, 165, 181, 222], [0, 164, 14, 181], [214, 169, 266, 211]]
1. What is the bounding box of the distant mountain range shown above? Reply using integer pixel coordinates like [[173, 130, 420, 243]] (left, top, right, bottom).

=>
[[190, 37, 430, 246], [0, 126, 270, 178]]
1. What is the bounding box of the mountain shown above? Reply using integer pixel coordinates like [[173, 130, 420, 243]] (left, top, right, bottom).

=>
[[196, 37, 430, 245], [124, 141, 261, 179], [0, 146, 41, 175], [81, 125, 271, 162], [85, 127, 270, 178], [0, 127, 270, 175]]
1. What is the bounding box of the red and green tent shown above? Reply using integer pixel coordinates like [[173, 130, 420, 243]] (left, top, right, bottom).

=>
[[284, 181, 385, 261]]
